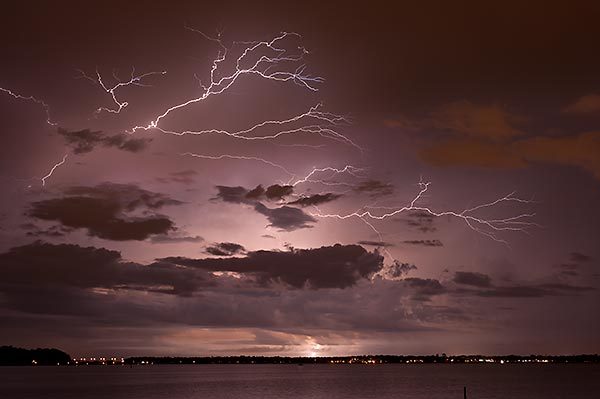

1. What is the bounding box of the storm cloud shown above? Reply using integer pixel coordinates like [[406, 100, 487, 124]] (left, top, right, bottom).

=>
[[287, 193, 342, 207], [162, 244, 384, 289], [28, 183, 182, 241], [254, 203, 316, 231], [58, 128, 152, 154], [206, 242, 246, 256], [0, 241, 211, 297]]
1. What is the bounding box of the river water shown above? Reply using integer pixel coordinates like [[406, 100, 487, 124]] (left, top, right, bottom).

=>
[[1, 363, 598, 398]]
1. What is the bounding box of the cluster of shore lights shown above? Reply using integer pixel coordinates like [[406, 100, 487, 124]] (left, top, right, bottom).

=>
[[329, 358, 382, 364], [74, 357, 125, 365]]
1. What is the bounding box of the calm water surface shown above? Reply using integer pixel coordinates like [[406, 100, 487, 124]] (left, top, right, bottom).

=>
[[0, 364, 598, 398]]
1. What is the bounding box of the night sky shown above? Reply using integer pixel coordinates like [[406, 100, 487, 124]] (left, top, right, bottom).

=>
[[1, 1, 599, 357]]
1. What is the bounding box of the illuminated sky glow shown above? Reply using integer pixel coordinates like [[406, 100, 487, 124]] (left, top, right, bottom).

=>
[[0, 1, 599, 357]]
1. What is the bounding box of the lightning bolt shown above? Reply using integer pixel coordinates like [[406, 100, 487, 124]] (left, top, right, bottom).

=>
[[181, 148, 534, 247], [182, 146, 533, 251], [77, 67, 167, 115], [40, 154, 68, 187], [127, 28, 361, 151], [2, 26, 537, 260], [145, 104, 360, 150], [310, 180, 538, 245], [0, 86, 57, 125], [1, 87, 69, 188], [290, 165, 366, 186], [183, 150, 366, 189]]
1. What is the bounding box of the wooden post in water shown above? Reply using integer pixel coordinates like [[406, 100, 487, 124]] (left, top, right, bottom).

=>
[[463, 386, 467, 399]]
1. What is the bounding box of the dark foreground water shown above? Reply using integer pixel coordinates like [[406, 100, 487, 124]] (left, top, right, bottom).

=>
[[1, 364, 598, 398]]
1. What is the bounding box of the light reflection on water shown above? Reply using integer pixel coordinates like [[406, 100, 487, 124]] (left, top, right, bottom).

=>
[[0, 364, 598, 398]]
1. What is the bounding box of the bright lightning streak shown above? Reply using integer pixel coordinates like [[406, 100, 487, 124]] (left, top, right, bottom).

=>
[[1, 86, 71, 188], [40, 154, 68, 187], [130, 30, 320, 132], [357, 215, 395, 261], [0, 86, 57, 125], [182, 141, 535, 247], [121, 28, 533, 249], [145, 103, 361, 150], [310, 180, 537, 244], [290, 165, 366, 186], [127, 28, 360, 151], [183, 150, 366, 189], [78, 67, 166, 115], [2, 27, 536, 257]]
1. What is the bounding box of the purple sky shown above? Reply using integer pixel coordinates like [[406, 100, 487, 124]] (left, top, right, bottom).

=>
[[1, 1, 599, 357]]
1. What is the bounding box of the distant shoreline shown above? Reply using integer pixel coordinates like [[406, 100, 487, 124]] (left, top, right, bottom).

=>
[[105, 354, 600, 366], [4, 361, 600, 367], [2, 346, 599, 366]]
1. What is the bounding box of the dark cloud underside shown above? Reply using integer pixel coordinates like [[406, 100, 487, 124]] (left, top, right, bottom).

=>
[[162, 244, 384, 289], [28, 183, 182, 241], [58, 128, 152, 154]]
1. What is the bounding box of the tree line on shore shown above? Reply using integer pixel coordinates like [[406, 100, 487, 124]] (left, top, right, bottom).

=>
[[2, 346, 599, 366], [0, 346, 71, 365]]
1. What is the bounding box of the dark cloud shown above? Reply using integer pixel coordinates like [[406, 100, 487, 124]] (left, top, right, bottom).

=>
[[449, 269, 595, 297], [210, 182, 335, 223], [162, 244, 384, 289], [215, 184, 295, 204], [265, 184, 293, 200], [0, 242, 210, 299], [403, 239, 443, 247], [254, 203, 316, 231], [214, 185, 250, 204], [554, 252, 593, 273], [20, 223, 75, 238], [66, 184, 182, 211], [357, 240, 394, 247], [353, 180, 394, 197], [149, 234, 204, 244], [408, 211, 435, 221], [0, 251, 444, 348], [26, 229, 63, 238], [28, 183, 182, 241], [402, 211, 437, 233], [287, 193, 342, 207], [453, 271, 492, 288], [245, 185, 266, 200], [206, 242, 246, 256], [58, 128, 152, 154], [29, 197, 174, 241], [214, 185, 317, 231], [388, 261, 417, 278]]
